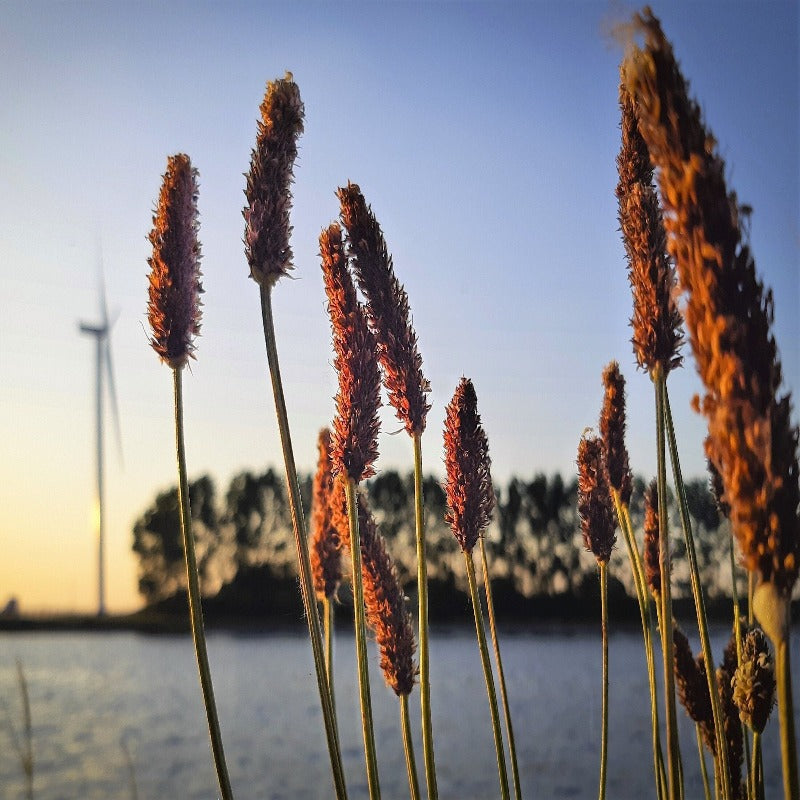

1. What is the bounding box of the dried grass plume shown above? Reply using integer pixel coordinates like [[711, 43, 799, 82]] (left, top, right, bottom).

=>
[[147, 153, 202, 369], [244, 73, 305, 288]]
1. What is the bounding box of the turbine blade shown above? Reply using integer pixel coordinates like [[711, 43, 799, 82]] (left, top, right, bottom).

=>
[[98, 245, 110, 330]]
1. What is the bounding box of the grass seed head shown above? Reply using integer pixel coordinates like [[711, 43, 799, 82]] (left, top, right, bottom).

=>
[[577, 435, 616, 565], [643, 478, 662, 599], [616, 76, 683, 376], [358, 494, 418, 697], [337, 182, 430, 436], [733, 627, 776, 734], [310, 428, 343, 600], [321, 223, 381, 484], [243, 73, 304, 288], [444, 377, 494, 554], [600, 361, 633, 504], [147, 153, 202, 369], [624, 8, 800, 600]]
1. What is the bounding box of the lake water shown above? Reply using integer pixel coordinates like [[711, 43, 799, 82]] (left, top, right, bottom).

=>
[[0, 626, 793, 799]]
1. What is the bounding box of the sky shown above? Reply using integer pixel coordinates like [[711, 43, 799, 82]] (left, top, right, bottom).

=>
[[0, 1, 797, 614]]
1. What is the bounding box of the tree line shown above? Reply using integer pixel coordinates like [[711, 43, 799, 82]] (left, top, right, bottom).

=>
[[132, 467, 738, 618]]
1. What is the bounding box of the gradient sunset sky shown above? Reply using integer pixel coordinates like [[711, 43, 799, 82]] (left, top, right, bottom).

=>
[[1, 1, 797, 613]]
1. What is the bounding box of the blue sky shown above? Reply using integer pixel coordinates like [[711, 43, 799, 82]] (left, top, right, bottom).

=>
[[1, 1, 797, 612]]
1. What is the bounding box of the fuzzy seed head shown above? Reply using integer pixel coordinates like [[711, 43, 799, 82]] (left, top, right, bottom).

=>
[[624, 9, 800, 599], [309, 428, 343, 600], [337, 182, 430, 436], [643, 478, 662, 599], [243, 73, 304, 288], [616, 77, 683, 376], [321, 223, 381, 483], [444, 377, 494, 554], [357, 494, 418, 696], [577, 435, 616, 565], [600, 361, 633, 504], [147, 153, 203, 369], [732, 628, 776, 734]]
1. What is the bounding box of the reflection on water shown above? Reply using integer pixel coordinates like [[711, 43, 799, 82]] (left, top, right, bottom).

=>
[[0, 627, 794, 799]]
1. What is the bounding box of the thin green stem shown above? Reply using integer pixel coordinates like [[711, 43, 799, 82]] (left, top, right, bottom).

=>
[[259, 287, 348, 799], [464, 550, 510, 800], [323, 596, 336, 719], [479, 537, 522, 800], [663, 385, 730, 800], [345, 477, 381, 800], [776, 636, 799, 800], [400, 694, 421, 800], [172, 368, 234, 800], [747, 573, 754, 628], [599, 561, 609, 800], [413, 432, 438, 800], [750, 731, 762, 800], [654, 369, 682, 800], [615, 495, 665, 800], [697, 724, 712, 800]]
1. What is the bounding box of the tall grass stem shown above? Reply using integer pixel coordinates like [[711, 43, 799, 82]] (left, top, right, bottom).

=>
[[344, 477, 381, 799], [776, 638, 799, 800], [479, 537, 522, 800], [615, 496, 665, 800], [696, 724, 712, 800], [400, 693, 421, 800], [465, 550, 510, 800], [259, 287, 348, 799], [664, 386, 730, 799], [655, 369, 682, 800], [172, 368, 234, 800], [323, 596, 336, 718], [413, 432, 438, 800], [599, 561, 609, 800]]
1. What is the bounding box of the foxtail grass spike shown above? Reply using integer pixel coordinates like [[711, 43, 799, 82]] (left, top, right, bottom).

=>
[[310, 428, 343, 601], [148, 155, 233, 800], [444, 378, 509, 800], [246, 74, 347, 799], [616, 74, 683, 378], [623, 11, 800, 632], [147, 154, 203, 369], [243, 73, 304, 288], [358, 494, 418, 697], [321, 223, 382, 483], [577, 436, 616, 566], [733, 628, 776, 736], [337, 182, 430, 436], [444, 378, 494, 555], [643, 479, 662, 600], [600, 361, 633, 506]]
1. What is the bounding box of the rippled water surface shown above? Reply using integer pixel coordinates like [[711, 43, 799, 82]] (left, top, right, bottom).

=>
[[0, 627, 794, 799]]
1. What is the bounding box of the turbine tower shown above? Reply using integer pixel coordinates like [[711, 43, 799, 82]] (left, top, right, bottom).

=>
[[79, 257, 121, 617]]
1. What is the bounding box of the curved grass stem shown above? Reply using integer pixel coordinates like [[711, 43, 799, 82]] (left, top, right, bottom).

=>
[[479, 537, 522, 800], [654, 369, 683, 800], [344, 477, 381, 800], [323, 596, 336, 718], [663, 385, 730, 800], [465, 550, 510, 800], [259, 287, 348, 799], [614, 493, 666, 800], [400, 694, 421, 800], [172, 368, 234, 800], [413, 432, 438, 800]]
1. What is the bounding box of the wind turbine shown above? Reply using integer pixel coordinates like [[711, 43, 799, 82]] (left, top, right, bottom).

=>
[[79, 252, 122, 617]]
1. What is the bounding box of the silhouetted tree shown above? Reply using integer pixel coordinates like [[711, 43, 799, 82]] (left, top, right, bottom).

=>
[[132, 475, 222, 603]]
